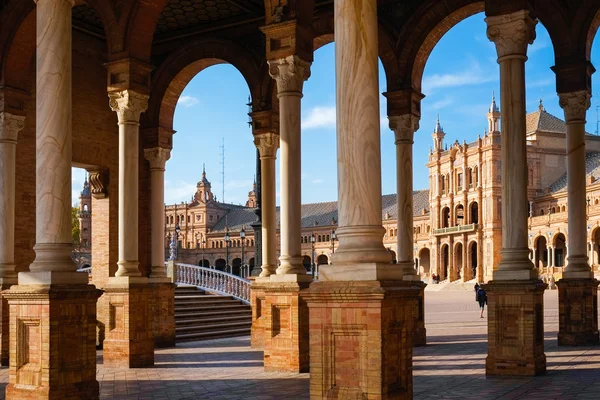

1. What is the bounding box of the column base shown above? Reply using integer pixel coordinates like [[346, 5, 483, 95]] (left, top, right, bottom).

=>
[[263, 280, 310, 372], [557, 278, 599, 346], [250, 278, 266, 349], [303, 280, 420, 399], [3, 284, 102, 400], [101, 277, 154, 368], [148, 280, 175, 348], [485, 280, 547, 376]]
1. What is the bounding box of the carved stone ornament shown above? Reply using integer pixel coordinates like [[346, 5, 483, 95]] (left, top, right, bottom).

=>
[[0, 112, 25, 143], [88, 169, 108, 199], [254, 133, 280, 159], [268, 55, 311, 94], [558, 90, 591, 123], [108, 90, 149, 123], [485, 10, 537, 59], [144, 147, 171, 171], [389, 115, 419, 145]]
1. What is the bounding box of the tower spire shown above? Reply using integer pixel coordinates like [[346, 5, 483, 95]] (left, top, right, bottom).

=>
[[432, 114, 445, 151]]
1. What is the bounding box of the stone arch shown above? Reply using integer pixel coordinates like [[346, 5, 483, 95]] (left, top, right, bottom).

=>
[[215, 258, 226, 271], [317, 254, 328, 266], [534, 235, 548, 269], [144, 38, 263, 134], [590, 227, 600, 266], [122, 0, 170, 62], [453, 241, 463, 282], [418, 247, 430, 276], [302, 255, 312, 271], [553, 232, 567, 268]]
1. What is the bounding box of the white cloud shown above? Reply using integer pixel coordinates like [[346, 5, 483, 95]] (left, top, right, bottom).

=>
[[312, 178, 324, 184], [164, 181, 197, 204], [529, 39, 550, 54], [431, 96, 454, 110], [303, 106, 336, 129], [422, 60, 496, 93], [177, 95, 200, 108]]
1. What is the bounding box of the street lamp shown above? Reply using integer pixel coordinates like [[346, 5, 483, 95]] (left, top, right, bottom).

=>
[[173, 224, 181, 259], [240, 226, 246, 277], [201, 237, 206, 267], [311, 233, 316, 278], [225, 230, 231, 273], [331, 230, 337, 254]]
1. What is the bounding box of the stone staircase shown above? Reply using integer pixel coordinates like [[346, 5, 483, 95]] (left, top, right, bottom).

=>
[[175, 285, 252, 342]]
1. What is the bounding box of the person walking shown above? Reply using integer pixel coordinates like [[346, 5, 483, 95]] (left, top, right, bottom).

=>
[[474, 282, 480, 301], [477, 286, 487, 318]]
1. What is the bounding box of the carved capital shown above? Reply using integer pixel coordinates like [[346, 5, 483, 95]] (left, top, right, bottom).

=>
[[144, 147, 171, 171], [558, 90, 591, 123], [254, 133, 280, 159], [108, 90, 149, 123], [87, 169, 109, 199], [485, 10, 537, 59], [389, 115, 419, 145], [268, 55, 311, 95], [0, 112, 25, 143]]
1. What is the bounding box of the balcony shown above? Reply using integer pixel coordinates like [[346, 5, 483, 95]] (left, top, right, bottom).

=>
[[432, 223, 478, 236]]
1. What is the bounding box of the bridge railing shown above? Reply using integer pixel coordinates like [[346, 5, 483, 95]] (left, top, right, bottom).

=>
[[166, 262, 251, 304]]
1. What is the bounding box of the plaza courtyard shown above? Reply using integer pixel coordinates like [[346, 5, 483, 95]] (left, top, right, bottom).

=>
[[0, 291, 594, 400]]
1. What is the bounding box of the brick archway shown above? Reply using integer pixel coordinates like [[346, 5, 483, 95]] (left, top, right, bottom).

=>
[[143, 38, 263, 135]]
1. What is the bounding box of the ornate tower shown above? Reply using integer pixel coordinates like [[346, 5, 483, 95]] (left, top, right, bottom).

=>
[[78, 173, 92, 248], [195, 164, 214, 203], [246, 176, 258, 208], [487, 91, 501, 133], [432, 115, 445, 151]]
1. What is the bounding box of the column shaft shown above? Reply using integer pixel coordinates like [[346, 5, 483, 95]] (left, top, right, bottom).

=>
[[390, 115, 419, 279], [29, 0, 78, 275], [109, 91, 148, 277], [560, 91, 592, 278], [144, 147, 171, 278], [269, 56, 310, 275], [254, 133, 279, 277], [327, 0, 392, 276]]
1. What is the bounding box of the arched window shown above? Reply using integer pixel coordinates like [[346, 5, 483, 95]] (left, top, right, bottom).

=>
[[561, 205, 566, 212], [551, 207, 556, 214], [417, 227, 421, 234], [318, 235, 322, 242], [212, 242, 215, 248], [595, 198, 599, 205], [326, 235, 330, 242], [83, 204, 89, 212], [540, 209, 545, 216]]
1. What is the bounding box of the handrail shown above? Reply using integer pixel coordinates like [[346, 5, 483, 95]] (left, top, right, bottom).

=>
[[432, 223, 478, 236], [77, 267, 92, 274], [169, 263, 251, 304]]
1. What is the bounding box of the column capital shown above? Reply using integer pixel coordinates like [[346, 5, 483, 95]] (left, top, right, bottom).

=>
[[108, 90, 149, 123], [388, 114, 419, 145], [558, 90, 591, 124], [0, 112, 25, 143], [254, 133, 280, 159], [87, 168, 109, 199], [485, 10, 537, 59], [144, 147, 171, 171], [268, 55, 311, 95]]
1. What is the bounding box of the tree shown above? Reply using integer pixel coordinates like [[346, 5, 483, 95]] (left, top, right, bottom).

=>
[[72, 206, 80, 245]]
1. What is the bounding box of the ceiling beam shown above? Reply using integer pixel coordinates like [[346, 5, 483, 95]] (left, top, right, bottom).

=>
[[224, 0, 263, 15]]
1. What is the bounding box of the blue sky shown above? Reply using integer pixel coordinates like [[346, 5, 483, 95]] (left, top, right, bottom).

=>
[[72, 13, 600, 206]]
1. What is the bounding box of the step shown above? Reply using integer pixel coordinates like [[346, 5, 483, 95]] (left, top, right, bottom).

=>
[[174, 296, 237, 303], [176, 309, 251, 319], [174, 304, 250, 313], [176, 320, 251, 333], [175, 327, 250, 342], [176, 315, 252, 325]]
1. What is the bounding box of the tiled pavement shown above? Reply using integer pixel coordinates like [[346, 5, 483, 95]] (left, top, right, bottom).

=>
[[1, 290, 600, 399]]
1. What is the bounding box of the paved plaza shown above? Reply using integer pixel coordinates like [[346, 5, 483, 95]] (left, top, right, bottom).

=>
[[1, 290, 599, 399]]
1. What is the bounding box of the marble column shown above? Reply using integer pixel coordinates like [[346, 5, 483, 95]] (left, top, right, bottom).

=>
[[144, 147, 171, 278], [268, 56, 311, 276], [389, 115, 420, 280], [557, 90, 599, 345], [304, 0, 417, 397], [109, 90, 148, 277], [144, 147, 176, 348], [254, 133, 279, 277], [484, 10, 546, 377], [486, 10, 538, 280], [0, 112, 25, 366], [102, 89, 154, 367], [4, 1, 102, 398]]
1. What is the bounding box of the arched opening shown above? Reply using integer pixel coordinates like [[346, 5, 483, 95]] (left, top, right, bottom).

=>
[[455, 204, 464, 226], [248, 257, 255, 269], [454, 242, 463, 282], [470, 202, 479, 224], [317, 254, 328, 266], [535, 236, 548, 270], [389, 249, 397, 264], [198, 259, 209, 268], [469, 241, 478, 281], [232, 258, 242, 276], [302, 255, 312, 272], [215, 258, 226, 271], [442, 207, 450, 228], [419, 248, 431, 276], [554, 233, 567, 267], [441, 244, 449, 281]]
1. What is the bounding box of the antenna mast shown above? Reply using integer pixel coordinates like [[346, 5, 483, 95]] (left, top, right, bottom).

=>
[[596, 97, 599, 135], [219, 137, 225, 203]]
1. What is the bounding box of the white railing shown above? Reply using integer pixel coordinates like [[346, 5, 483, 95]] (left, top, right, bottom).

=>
[[77, 267, 92, 274], [169, 263, 251, 304]]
